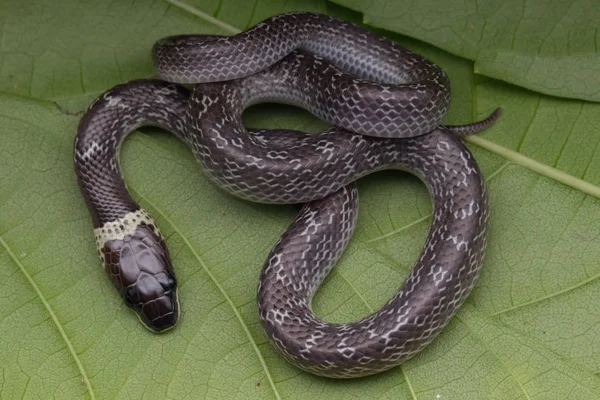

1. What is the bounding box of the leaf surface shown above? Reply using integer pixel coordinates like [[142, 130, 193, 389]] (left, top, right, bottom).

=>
[[332, 0, 600, 102], [1, 1, 600, 399]]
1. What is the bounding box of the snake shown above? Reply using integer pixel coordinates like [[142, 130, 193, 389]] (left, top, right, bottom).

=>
[[74, 12, 499, 377]]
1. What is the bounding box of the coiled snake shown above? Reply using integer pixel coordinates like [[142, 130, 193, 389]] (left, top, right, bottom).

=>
[[74, 12, 499, 378]]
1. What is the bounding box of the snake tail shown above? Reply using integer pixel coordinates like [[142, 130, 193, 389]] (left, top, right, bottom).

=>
[[444, 107, 502, 136], [74, 79, 190, 332]]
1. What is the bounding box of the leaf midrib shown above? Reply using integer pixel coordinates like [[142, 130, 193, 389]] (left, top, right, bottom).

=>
[[0, 235, 96, 400], [465, 135, 600, 199]]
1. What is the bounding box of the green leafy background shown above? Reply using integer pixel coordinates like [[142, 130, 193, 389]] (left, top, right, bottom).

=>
[[1, 0, 599, 399]]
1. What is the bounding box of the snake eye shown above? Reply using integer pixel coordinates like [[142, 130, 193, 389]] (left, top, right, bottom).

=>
[[124, 286, 136, 306]]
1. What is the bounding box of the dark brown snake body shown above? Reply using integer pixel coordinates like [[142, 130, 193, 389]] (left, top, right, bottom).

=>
[[74, 12, 499, 377]]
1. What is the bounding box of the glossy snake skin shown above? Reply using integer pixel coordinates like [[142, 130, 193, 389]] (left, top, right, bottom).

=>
[[74, 12, 498, 377], [153, 12, 450, 138]]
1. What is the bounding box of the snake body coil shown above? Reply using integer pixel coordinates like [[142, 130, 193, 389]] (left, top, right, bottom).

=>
[[153, 12, 450, 138], [74, 12, 498, 377]]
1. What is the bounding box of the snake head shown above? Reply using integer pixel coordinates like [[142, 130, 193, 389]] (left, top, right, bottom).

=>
[[97, 219, 179, 332]]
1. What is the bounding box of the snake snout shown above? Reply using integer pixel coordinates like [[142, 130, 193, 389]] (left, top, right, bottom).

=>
[[100, 223, 179, 332], [128, 269, 179, 333]]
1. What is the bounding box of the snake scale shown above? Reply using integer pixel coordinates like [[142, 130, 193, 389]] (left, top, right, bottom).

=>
[[74, 12, 499, 378]]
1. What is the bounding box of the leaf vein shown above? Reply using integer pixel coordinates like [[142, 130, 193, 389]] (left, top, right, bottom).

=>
[[131, 188, 282, 400], [465, 135, 600, 199], [163, 0, 240, 34], [0, 235, 95, 400], [554, 104, 584, 168], [490, 270, 600, 317]]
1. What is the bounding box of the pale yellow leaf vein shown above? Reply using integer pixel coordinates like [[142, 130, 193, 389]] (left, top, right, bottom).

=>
[[490, 271, 600, 317], [131, 189, 281, 400], [0, 235, 96, 400], [465, 135, 600, 199], [164, 0, 241, 35]]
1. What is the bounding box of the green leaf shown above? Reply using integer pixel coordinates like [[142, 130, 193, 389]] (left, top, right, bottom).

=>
[[1, 0, 600, 399], [331, 0, 600, 102]]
